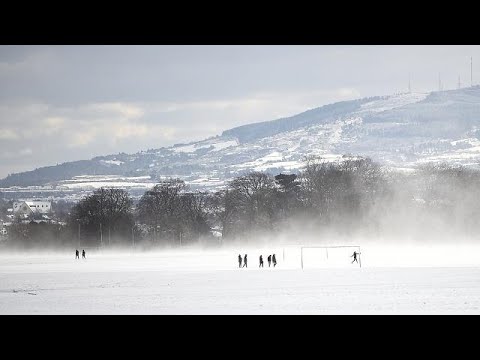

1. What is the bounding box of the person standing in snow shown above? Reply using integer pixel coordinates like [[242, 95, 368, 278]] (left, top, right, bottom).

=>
[[267, 254, 272, 267], [259, 255, 264, 267], [351, 251, 360, 264], [243, 254, 248, 268], [238, 254, 242, 268], [75, 249, 79, 259], [82, 249, 86, 259], [272, 254, 277, 267]]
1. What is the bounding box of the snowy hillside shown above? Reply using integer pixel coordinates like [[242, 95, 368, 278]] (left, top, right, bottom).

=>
[[2, 87, 480, 194]]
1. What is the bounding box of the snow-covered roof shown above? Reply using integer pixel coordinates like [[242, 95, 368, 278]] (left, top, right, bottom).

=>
[[13, 200, 52, 214]]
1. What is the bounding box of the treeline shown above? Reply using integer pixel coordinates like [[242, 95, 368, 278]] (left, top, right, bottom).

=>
[[5, 155, 480, 249]]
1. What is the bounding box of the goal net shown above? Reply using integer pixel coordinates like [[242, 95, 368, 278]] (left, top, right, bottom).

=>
[[300, 245, 361, 269]]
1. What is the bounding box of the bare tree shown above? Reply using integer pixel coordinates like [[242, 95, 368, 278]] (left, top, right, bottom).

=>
[[300, 155, 386, 227], [69, 188, 134, 246], [223, 172, 277, 239], [136, 179, 210, 244]]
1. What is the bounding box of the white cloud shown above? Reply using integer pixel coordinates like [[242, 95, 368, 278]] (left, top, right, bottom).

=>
[[19, 148, 32, 156], [0, 47, 58, 79], [113, 123, 148, 139], [69, 129, 98, 147], [88, 102, 145, 119], [42, 116, 66, 135], [0, 128, 19, 140], [338, 88, 361, 97], [143, 87, 361, 126], [44, 116, 65, 127]]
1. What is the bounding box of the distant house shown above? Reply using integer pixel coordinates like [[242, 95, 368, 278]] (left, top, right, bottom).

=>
[[0, 222, 7, 238], [13, 200, 52, 216]]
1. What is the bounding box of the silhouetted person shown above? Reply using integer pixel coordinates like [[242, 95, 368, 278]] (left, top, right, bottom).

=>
[[351, 251, 360, 264], [82, 249, 86, 259], [243, 254, 248, 268], [267, 255, 272, 267], [259, 255, 264, 267], [75, 249, 79, 259], [272, 254, 277, 267], [238, 254, 242, 268]]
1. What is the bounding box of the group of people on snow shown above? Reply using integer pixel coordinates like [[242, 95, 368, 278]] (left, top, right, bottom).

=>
[[238, 251, 360, 268], [73, 248, 359, 266], [75, 249, 86, 259], [259, 254, 277, 268], [237, 253, 277, 268]]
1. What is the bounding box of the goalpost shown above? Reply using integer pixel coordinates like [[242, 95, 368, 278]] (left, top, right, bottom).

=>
[[300, 245, 361, 269]]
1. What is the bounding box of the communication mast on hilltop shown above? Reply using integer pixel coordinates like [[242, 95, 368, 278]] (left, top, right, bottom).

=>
[[458, 75, 462, 89]]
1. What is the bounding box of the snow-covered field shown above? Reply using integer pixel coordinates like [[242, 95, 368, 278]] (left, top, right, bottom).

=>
[[1, 243, 480, 314]]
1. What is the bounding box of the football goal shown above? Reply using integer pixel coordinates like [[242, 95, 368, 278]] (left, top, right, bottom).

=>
[[300, 245, 362, 269]]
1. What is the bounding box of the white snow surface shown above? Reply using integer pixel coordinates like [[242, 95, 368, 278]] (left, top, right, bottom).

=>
[[171, 140, 237, 154], [60, 181, 155, 189], [172, 144, 197, 153], [57, 175, 156, 190], [1, 243, 480, 314], [356, 92, 428, 114], [101, 160, 124, 166]]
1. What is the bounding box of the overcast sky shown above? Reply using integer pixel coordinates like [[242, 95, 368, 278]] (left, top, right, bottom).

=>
[[1, 45, 479, 179]]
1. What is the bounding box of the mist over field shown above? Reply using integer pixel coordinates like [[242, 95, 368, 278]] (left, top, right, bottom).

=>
[[5, 158, 480, 314], [2, 241, 480, 314]]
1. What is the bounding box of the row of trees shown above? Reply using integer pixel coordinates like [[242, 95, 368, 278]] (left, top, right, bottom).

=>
[[5, 155, 480, 249]]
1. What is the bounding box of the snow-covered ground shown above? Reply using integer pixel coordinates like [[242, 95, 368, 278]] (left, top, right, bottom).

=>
[[356, 92, 428, 115], [1, 243, 480, 314], [58, 175, 157, 189]]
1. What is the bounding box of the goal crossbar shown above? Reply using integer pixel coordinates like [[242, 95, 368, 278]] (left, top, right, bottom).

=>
[[300, 245, 361, 269]]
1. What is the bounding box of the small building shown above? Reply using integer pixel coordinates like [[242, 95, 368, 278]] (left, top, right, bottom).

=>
[[0, 222, 7, 239], [13, 200, 52, 216]]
